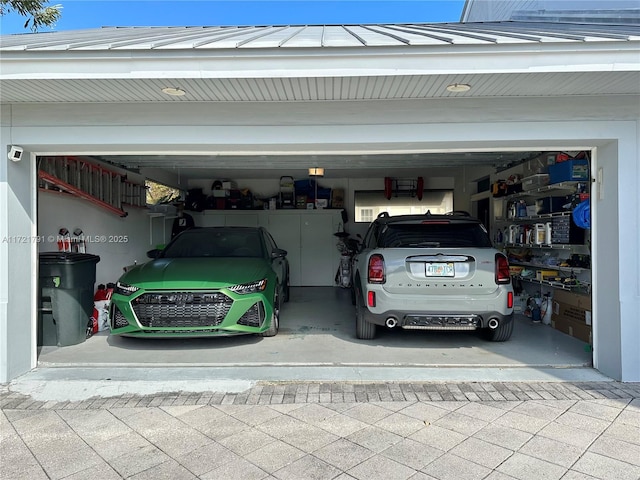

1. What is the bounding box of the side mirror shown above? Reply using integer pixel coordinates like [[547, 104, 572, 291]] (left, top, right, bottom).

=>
[[271, 248, 287, 258], [146, 249, 162, 259]]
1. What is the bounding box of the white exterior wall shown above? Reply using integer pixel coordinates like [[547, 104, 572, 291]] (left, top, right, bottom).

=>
[[37, 195, 156, 287], [1, 105, 37, 381], [462, 0, 638, 22], [1, 95, 638, 382]]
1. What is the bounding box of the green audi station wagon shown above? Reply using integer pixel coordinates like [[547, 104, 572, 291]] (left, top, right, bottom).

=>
[[109, 226, 289, 338]]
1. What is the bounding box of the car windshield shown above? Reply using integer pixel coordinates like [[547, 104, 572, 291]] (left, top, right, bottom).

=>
[[161, 228, 265, 258], [379, 223, 492, 248]]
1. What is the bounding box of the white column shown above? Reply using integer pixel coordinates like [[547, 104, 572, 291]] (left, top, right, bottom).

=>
[[0, 106, 37, 383]]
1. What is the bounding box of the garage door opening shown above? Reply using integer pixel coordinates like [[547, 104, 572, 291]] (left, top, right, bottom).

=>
[[34, 149, 594, 375]]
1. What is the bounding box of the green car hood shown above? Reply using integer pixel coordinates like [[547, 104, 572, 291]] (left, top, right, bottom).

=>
[[120, 257, 272, 289]]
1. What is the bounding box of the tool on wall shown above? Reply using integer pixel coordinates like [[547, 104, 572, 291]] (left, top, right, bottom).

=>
[[383, 177, 424, 200]]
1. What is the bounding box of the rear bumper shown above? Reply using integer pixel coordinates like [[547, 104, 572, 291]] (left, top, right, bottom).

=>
[[361, 285, 514, 330], [361, 308, 513, 330]]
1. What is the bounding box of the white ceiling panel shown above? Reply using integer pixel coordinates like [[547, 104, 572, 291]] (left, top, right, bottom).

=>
[[1, 72, 638, 103]]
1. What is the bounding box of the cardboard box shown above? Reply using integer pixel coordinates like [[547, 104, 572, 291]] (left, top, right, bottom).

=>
[[551, 290, 592, 343], [552, 290, 591, 313], [536, 270, 558, 281], [551, 316, 592, 343], [331, 188, 345, 208], [509, 266, 524, 276]]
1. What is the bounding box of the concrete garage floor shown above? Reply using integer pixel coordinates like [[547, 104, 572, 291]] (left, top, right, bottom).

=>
[[38, 287, 593, 370], [18, 287, 608, 402]]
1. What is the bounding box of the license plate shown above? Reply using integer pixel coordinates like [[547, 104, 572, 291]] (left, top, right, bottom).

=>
[[426, 262, 455, 277]]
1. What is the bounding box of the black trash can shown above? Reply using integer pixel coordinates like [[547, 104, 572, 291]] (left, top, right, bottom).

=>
[[38, 252, 100, 347]]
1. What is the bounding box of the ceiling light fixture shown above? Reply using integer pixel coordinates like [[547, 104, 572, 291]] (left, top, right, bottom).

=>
[[446, 83, 471, 93], [161, 87, 186, 96], [308, 167, 324, 177]]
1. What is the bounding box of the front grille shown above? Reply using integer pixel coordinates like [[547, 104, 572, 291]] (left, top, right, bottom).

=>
[[237, 302, 265, 327], [132, 292, 233, 328], [111, 305, 130, 329], [403, 315, 480, 330]]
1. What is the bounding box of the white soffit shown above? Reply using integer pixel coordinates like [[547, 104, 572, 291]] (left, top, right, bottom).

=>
[[1, 72, 639, 103]]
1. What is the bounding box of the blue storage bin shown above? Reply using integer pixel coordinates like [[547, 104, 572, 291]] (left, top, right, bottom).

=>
[[548, 159, 589, 184], [294, 179, 313, 196], [294, 179, 330, 200]]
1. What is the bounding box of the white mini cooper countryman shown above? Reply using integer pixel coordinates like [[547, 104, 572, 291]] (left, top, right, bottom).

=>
[[352, 212, 514, 341]]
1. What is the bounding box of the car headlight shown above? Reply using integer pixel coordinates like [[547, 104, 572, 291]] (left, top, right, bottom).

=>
[[115, 281, 140, 296], [228, 279, 267, 295]]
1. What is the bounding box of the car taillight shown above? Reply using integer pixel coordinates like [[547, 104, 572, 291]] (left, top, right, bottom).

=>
[[495, 253, 511, 285], [368, 254, 385, 284]]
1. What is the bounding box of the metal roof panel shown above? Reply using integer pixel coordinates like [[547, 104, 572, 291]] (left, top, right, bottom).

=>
[[3, 22, 636, 51]]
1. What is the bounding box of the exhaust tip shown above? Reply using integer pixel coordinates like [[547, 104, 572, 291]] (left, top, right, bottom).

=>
[[385, 317, 398, 328], [488, 318, 499, 329]]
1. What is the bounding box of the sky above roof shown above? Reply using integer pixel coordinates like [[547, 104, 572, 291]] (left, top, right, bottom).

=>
[[0, 0, 466, 35]]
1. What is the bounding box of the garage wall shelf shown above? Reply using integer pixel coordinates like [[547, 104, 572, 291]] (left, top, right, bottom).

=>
[[38, 156, 147, 217], [512, 274, 590, 293], [493, 168, 591, 300], [509, 261, 588, 274], [503, 243, 576, 250], [496, 210, 575, 224], [501, 181, 584, 199]]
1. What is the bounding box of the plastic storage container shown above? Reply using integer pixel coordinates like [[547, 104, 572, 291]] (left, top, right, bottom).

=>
[[38, 252, 100, 346], [521, 174, 549, 191], [548, 159, 589, 184]]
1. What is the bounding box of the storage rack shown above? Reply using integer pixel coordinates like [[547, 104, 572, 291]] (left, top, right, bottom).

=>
[[494, 180, 591, 294]]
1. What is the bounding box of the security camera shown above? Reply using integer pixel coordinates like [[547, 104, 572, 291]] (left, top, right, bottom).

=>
[[8, 146, 24, 162]]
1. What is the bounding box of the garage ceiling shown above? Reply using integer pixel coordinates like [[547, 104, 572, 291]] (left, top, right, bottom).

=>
[[92, 151, 542, 180]]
